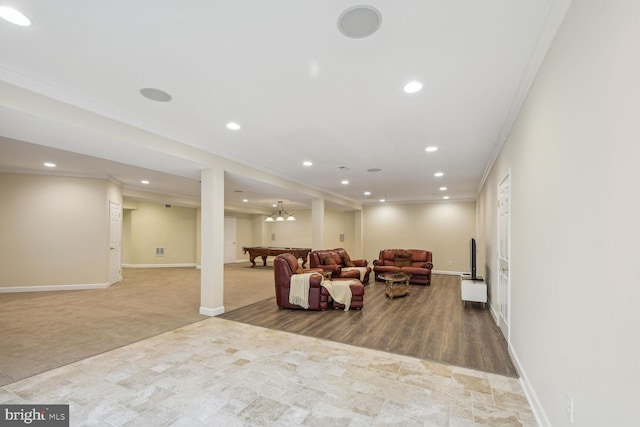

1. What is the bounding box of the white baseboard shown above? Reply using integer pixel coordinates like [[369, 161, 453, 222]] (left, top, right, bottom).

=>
[[509, 345, 551, 427], [197, 259, 249, 270], [200, 306, 225, 316], [122, 263, 197, 268], [432, 269, 467, 276], [0, 281, 113, 293]]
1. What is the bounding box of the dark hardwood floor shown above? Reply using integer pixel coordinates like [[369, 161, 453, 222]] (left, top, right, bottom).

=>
[[219, 274, 518, 377]]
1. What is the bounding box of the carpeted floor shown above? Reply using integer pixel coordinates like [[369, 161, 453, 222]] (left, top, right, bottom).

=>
[[0, 263, 274, 387]]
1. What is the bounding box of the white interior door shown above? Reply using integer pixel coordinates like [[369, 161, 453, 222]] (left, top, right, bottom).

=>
[[497, 171, 511, 340], [224, 217, 237, 264], [109, 201, 122, 284]]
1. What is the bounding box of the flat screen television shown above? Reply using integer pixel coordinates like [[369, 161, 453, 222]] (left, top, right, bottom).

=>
[[470, 238, 480, 280]]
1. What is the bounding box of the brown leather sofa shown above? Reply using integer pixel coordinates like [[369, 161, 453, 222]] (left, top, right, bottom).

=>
[[373, 249, 433, 285], [274, 253, 329, 310], [274, 253, 365, 310], [309, 248, 371, 284]]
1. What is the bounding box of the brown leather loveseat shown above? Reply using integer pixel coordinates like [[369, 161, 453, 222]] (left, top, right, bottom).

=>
[[309, 248, 371, 284], [373, 249, 433, 285]]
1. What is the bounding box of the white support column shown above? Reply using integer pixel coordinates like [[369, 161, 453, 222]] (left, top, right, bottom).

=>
[[200, 168, 225, 316], [311, 198, 325, 250], [353, 209, 364, 259]]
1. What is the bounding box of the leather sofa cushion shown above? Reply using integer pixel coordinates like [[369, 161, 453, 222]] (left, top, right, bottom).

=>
[[330, 252, 342, 265], [342, 253, 355, 267], [402, 266, 431, 275], [323, 257, 337, 265], [394, 253, 412, 267], [407, 249, 428, 263]]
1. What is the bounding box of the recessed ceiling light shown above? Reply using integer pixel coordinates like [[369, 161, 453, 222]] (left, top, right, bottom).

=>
[[139, 88, 172, 102], [141, 180, 150, 185], [425, 146, 438, 152], [367, 168, 382, 173], [43, 162, 56, 168], [337, 5, 382, 39], [364, 191, 371, 196], [242, 199, 248, 203], [434, 172, 444, 177], [303, 161, 313, 167], [226, 122, 241, 130], [404, 81, 423, 94], [0, 6, 31, 26], [341, 180, 349, 185], [439, 187, 447, 191], [443, 196, 450, 200], [379, 199, 386, 203]]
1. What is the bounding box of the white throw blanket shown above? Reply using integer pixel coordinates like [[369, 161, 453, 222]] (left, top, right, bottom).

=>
[[341, 267, 368, 282], [289, 273, 318, 309], [321, 279, 354, 311]]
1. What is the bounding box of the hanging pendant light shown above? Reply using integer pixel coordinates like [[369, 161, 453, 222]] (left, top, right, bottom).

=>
[[265, 201, 296, 222]]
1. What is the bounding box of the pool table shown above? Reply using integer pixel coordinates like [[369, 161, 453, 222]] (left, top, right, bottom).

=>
[[242, 246, 311, 268]]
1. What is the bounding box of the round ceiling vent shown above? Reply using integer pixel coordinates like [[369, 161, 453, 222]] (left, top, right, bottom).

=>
[[337, 5, 382, 39], [139, 88, 172, 102]]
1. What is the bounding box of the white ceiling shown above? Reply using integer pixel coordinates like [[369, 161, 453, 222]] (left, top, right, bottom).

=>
[[0, 1, 566, 212]]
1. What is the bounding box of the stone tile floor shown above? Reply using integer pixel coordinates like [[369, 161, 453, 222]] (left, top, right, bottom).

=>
[[0, 318, 537, 426]]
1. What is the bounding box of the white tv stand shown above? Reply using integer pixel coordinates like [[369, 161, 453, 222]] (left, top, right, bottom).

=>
[[460, 275, 487, 308]]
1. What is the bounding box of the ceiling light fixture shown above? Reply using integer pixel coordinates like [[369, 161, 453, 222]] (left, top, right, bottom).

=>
[[242, 199, 248, 203], [440, 187, 447, 191], [141, 180, 150, 185], [364, 191, 371, 196], [341, 180, 349, 185], [425, 146, 438, 152], [226, 122, 241, 130], [434, 172, 444, 177], [379, 199, 386, 203], [443, 196, 450, 200], [303, 161, 313, 167], [139, 88, 172, 102], [0, 6, 31, 26], [43, 162, 56, 168], [337, 5, 382, 39], [404, 81, 423, 94], [265, 201, 296, 222]]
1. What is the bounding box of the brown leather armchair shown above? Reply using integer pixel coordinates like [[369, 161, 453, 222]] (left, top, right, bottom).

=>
[[373, 249, 433, 285], [309, 248, 371, 284], [273, 253, 330, 310]]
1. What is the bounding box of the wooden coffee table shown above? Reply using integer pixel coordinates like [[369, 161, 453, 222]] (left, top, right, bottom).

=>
[[379, 272, 411, 299]]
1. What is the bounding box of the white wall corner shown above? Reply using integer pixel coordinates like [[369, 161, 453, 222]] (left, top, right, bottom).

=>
[[509, 345, 551, 427]]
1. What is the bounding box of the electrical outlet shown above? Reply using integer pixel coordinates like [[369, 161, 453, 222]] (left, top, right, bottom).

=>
[[565, 393, 574, 423]]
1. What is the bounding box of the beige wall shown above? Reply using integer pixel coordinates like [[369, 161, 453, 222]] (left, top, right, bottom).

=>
[[234, 213, 253, 260], [0, 172, 118, 287], [363, 201, 476, 272], [477, 1, 640, 425], [123, 200, 197, 265], [221, 209, 358, 263], [322, 209, 355, 252], [263, 210, 313, 248]]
